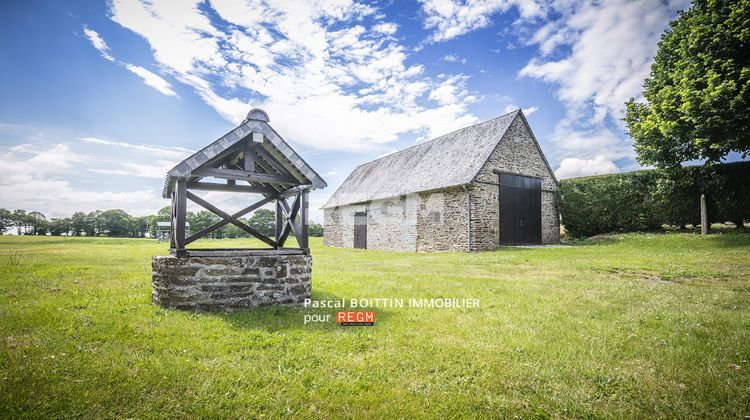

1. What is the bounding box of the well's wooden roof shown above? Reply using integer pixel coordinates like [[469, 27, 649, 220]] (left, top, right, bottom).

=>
[[162, 109, 326, 198]]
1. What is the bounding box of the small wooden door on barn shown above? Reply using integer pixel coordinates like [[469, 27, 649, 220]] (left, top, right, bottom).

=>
[[499, 173, 542, 245], [353, 211, 367, 249]]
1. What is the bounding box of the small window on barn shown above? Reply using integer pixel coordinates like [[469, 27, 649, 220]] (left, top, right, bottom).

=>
[[429, 211, 441, 224]]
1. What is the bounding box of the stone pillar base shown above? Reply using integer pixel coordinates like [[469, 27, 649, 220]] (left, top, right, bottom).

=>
[[151, 253, 312, 311]]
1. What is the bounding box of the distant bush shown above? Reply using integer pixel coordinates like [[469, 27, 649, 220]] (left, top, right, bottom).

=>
[[309, 221, 324, 237], [557, 161, 750, 237]]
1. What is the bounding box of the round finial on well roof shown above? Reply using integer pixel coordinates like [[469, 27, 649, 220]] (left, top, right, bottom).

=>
[[247, 108, 270, 122]]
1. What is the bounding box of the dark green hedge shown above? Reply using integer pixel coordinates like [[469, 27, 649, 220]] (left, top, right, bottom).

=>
[[557, 161, 750, 237]]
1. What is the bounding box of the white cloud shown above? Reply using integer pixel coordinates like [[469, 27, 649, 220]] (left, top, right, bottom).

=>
[[0, 142, 163, 217], [120, 160, 177, 179], [81, 25, 179, 98], [527, 21, 571, 56], [515, 0, 689, 171], [419, 0, 543, 42], [106, 0, 479, 151], [4, 143, 88, 173], [78, 136, 192, 178], [428, 75, 467, 105], [555, 155, 619, 179], [417, 0, 688, 173], [373, 22, 398, 35], [519, 0, 689, 124], [0, 123, 197, 218], [79, 137, 192, 159], [124, 64, 179, 97], [89, 168, 130, 175], [82, 26, 114, 61], [0, 178, 163, 218], [502, 104, 538, 116], [550, 122, 633, 159], [443, 54, 466, 64]]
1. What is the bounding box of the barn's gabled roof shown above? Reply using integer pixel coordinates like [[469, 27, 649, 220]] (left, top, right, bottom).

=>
[[322, 109, 554, 209], [162, 109, 327, 198]]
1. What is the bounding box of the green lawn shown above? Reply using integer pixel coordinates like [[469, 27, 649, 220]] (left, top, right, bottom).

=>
[[1, 233, 749, 418]]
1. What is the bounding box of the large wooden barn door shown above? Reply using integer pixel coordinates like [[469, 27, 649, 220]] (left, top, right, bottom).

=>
[[353, 211, 367, 249], [499, 173, 542, 245]]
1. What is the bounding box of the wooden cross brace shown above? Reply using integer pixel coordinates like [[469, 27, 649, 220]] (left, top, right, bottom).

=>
[[184, 191, 277, 247], [276, 192, 302, 248]]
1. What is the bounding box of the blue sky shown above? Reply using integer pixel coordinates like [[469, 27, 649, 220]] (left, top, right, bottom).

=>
[[0, 0, 692, 222]]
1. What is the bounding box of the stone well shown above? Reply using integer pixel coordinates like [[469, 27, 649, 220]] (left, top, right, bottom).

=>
[[151, 251, 311, 311]]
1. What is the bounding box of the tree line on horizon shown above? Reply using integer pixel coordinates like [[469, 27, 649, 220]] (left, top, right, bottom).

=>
[[0, 206, 324, 238]]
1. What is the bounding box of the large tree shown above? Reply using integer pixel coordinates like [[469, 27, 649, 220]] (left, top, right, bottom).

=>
[[0, 209, 11, 234], [130, 216, 150, 238], [248, 209, 275, 238], [11, 210, 29, 235], [187, 211, 220, 238], [48, 218, 72, 236], [27, 211, 47, 235], [70, 212, 90, 236], [624, 0, 750, 168], [149, 206, 172, 237], [96, 209, 132, 237]]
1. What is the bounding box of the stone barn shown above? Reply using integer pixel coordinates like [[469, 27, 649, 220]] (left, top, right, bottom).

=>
[[322, 109, 560, 252]]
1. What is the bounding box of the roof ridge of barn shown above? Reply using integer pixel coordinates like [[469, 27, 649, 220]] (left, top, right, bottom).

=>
[[353, 109, 521, 170], [322, 109, 537, 209]]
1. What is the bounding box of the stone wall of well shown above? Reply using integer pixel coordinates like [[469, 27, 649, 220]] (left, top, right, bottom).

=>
[[152, 254, 311, 310]]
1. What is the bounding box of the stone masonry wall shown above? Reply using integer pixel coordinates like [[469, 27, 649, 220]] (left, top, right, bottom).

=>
[[467, 181, 498, 251], [472, 115, 560, 248], [324, 190, 469, 252], [324, 203, 366, 249], [323, 207, 344, 247], [323, 195, 420, 252], [415, 187, 469, 252], [152, 254, 311, 311], [366, 196, 419, 251]]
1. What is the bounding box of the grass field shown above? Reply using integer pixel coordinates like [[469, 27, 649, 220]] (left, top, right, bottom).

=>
[[1, 233, 749, 418]]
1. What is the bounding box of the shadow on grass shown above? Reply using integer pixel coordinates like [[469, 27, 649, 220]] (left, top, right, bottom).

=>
[[566, 229, 750, 247], [708, 230, 750, 248]]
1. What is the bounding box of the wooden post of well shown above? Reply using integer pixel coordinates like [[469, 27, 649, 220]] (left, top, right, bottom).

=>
[[174, 178, 187, 254], [275, 199, 283, 249], [700, 193, 708, 235], [299, 190, 309, 250]]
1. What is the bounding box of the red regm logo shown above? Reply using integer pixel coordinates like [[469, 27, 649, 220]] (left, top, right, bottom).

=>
[[336, 311, 375, 326]]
